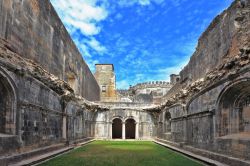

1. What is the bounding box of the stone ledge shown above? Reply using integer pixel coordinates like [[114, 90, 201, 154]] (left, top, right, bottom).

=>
[[154, 139, 227, 166], [155, 138, 250, 166], [4, 138, 94, 166]]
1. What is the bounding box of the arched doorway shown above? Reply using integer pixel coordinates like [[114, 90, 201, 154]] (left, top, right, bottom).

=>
[[112, 118, 122, 139], [125, 119, 136, 139], [217, 79, 250, 137], [165, 112, 171, 133], [0, 72, 16, 135]]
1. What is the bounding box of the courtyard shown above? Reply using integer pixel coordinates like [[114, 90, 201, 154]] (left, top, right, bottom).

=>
[[39, 141, 203, 166]]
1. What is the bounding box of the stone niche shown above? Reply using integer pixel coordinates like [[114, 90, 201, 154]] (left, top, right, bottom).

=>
[[0, 69, 17, 135], [217, 79, 250, 138]]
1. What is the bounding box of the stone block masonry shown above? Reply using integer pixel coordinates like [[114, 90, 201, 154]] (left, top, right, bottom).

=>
[[0, 0, 100, 101]]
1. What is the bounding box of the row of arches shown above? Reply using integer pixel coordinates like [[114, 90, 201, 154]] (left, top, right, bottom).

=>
[[1, 63, 250, 140], [112, 118, 136, 139], [162, 78, 250, 139]]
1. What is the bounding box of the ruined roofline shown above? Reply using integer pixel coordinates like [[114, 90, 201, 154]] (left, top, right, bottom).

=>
[[197, 0, 237, 48], [180, 0, 237, 77]]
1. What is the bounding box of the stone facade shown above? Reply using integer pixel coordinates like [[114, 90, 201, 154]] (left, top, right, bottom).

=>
[[0, 0, 101, 159], [0, 0, 100, 101], [93, 103, 157, 140]]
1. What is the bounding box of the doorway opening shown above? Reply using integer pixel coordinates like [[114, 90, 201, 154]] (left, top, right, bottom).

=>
[[112, 118, 122, 139], [125, 119, 136, 139]]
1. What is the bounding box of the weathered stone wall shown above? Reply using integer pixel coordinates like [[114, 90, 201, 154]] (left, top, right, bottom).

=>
[[180, 0, 245, 83], [66, 101, 95, 141], [0, 65, 98, 156], [158, 72, 250, 160], [0, 0, 100, 101], [157, 0, 250, 163], [0, 38, 102, 159]]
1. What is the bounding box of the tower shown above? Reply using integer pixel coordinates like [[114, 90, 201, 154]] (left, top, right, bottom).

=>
[[94, 64, 117, 102]]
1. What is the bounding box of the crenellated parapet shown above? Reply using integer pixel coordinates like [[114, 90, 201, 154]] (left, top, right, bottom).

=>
[[129, 81, 172, 91]]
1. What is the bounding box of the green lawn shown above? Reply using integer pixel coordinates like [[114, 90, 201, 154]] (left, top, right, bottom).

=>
[[39, 141, 203, 166]]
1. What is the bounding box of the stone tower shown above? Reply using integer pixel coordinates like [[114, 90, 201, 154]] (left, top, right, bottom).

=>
[[94, 64, 117, 101]]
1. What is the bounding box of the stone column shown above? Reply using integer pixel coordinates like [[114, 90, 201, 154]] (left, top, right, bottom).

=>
[[109, 122, 113, 139], [122, 122, 126, 139], [135, 122, 139, 139], [62, 116, 67, 139]]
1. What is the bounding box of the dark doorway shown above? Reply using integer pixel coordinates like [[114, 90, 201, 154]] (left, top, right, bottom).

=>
[[0, 81, 6, 133], [0, 74, 15, 134], [112, 118, 122, 139], [125, 119, 135, 139]]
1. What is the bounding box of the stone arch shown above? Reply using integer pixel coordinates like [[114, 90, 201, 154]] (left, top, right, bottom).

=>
[[125, 118, 136, 139], [0, 68, 18, 135], [111, 116, 124, 122], [112, 118, 122, 139], [124, 116, 137, 123], [216, 78, 250, 137], [164, 111, 171, 133]]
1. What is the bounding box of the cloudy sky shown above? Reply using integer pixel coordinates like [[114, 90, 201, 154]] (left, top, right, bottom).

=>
[[50, 0, 233, 89]]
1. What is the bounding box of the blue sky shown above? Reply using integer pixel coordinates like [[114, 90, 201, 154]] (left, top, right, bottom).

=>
[[50, 0, 233, 89]]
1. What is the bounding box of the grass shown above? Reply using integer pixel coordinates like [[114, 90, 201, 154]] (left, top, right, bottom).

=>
[[39, 141, 203, 166]]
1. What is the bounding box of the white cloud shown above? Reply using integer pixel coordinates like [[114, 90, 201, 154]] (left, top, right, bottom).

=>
[[51, 0, 109, 64], [139, 0, 151, 6], [87, 37, 107, 54], [51, 0, 108, 36], [116, 0, 164, 7]]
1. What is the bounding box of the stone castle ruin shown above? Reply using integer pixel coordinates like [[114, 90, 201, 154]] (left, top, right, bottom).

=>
[[0, 0, 250, 165]]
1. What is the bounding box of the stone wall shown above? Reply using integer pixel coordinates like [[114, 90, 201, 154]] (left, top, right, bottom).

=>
[[157, 0, 250, 163], [180, 0, 244, 83], [0, 0, 100, 101], [0, 37, 101, 158]]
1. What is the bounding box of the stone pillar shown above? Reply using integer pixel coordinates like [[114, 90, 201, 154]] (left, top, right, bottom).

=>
[[109, 122, 112, 139], [122, 122, 126, 139], [62, 116, 67, 139], [183, 117, 188, 143], [135, 122, 139, 139], [163, 112, 165, 134]]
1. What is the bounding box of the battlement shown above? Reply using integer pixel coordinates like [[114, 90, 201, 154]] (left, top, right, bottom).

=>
[[129, 81, 172, 90]]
